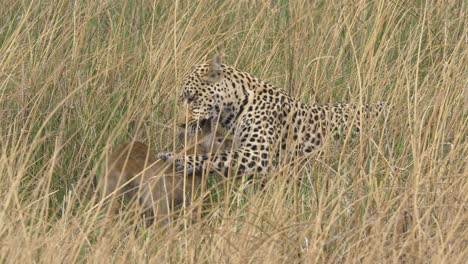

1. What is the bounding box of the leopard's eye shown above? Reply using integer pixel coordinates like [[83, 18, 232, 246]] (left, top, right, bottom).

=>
[[187, 95, 196, 104]]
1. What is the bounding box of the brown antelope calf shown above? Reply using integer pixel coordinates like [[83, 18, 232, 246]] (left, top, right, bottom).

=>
[[99, 119, 231, 226]]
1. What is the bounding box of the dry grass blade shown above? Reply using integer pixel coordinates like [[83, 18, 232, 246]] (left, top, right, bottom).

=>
[[0, 0, 466, 263]]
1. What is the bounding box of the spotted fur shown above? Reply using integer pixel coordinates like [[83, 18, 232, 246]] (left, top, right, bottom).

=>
[[161, 55, 385, 176]]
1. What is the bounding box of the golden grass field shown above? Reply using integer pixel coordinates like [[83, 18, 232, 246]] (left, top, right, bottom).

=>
[[0, 0, 466, 263]]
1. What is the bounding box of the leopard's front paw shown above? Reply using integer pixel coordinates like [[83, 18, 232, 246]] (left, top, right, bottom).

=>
[[157, 151, 174, 162], [173, 161, 186, 172]]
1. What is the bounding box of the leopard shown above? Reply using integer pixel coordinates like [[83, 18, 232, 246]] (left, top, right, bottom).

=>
[[160, 55, 386, 177]]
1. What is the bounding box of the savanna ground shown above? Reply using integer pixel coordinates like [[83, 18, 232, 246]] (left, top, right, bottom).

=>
[[0, 0, 466, 263]]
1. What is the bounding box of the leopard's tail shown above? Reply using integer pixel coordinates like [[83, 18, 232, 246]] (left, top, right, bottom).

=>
[[327, 101, 387, 137]]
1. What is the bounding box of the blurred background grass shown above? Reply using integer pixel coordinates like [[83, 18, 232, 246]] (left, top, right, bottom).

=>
[[0, 0, 466, 263]]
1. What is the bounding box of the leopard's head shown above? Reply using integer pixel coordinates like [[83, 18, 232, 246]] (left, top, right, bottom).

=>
[[178, 54, 228, 137]]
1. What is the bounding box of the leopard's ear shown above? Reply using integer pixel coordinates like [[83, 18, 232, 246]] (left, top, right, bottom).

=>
[[205, 54, 223, 83]]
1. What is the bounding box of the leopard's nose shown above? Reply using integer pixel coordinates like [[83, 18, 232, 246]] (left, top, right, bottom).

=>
[[177, 122, 186, 129]]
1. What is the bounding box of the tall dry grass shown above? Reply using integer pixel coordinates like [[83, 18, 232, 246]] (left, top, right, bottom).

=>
[[0, 0, 466, 263]]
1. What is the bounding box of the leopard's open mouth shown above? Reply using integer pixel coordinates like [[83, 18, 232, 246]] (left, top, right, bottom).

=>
[[177, 118, 211, 142]]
